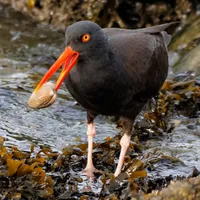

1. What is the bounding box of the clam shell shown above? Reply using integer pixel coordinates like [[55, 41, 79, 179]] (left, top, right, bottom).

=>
[[28, 82, 57, 109]]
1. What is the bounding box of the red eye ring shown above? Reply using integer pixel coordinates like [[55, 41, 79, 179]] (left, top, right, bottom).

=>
[[81, 33, 91, 43]]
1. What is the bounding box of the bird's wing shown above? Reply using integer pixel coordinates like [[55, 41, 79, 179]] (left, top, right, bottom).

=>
[[104, 25, 172, 101]]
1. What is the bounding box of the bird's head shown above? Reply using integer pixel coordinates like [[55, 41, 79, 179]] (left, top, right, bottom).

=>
[[65, 21, 108, 59], [34, 21, 108, 93]]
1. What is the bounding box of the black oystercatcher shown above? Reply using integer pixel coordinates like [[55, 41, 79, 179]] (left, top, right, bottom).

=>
[[30, 21, 177, 177]]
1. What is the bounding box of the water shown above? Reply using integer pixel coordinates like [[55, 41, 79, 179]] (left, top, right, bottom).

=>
[[0, 4, 200, 178], [146, 118, 200, 177]]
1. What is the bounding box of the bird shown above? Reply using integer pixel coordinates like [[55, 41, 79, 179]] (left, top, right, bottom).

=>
[[29, 20, 177, 178]]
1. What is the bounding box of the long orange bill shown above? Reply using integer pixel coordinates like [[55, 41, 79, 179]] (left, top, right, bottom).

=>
[[34, 46, 79, 92]]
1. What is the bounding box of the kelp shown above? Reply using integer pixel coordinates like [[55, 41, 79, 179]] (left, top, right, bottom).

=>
[[0, 140, 54, 199], [144, 72, 200, 129], [0, 136, 181, 199]]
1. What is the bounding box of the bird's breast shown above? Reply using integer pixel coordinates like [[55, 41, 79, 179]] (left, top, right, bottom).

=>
[[65, 63, 126, 115]]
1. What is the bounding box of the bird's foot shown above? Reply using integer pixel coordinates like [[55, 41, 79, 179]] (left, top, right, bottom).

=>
[[82, 167, 103, 179]]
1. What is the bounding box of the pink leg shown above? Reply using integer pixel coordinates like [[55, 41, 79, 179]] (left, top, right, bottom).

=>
[[83, 122, 100, 178], [114, 134, 131, 177]]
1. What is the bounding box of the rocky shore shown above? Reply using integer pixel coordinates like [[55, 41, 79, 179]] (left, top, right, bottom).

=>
[[0, 0, 197, 29]]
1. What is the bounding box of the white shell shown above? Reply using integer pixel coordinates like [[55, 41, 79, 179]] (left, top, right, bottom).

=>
[[28, 82, 57, 109]]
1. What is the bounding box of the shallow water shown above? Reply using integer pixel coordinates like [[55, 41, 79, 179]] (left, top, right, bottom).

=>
[[0, 5, 200, 178], [146, 118, 200, 177]]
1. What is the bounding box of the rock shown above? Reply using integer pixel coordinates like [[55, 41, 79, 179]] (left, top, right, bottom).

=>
[[145, 175, 200, 200], [170, 16, 200, 74], [173, 44, 200, 74], [0, 0, 197, 29]]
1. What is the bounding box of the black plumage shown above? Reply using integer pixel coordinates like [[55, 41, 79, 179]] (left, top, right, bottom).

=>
[[32, 21, 178, 177], [65, 21, 175, 120]]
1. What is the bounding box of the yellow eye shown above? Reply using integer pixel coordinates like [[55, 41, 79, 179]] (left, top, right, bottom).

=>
[[81, 34, 91, 43]]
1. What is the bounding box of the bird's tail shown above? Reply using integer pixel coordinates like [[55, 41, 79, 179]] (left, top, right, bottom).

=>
[[161, 31, 172, 46]]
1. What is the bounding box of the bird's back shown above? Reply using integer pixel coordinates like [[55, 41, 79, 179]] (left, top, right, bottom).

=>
[[100, 22, 177, 118], [103, 22, 178, 46]]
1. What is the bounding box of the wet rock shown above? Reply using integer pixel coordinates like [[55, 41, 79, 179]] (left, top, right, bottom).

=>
[[173, 44, 200, 74], [0, 0, 198, 29], [173, 71, 195, 82], [170, 16, 200, 74]]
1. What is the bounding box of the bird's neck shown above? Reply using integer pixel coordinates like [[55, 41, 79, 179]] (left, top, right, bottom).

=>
[[79, 45, 113, 70]]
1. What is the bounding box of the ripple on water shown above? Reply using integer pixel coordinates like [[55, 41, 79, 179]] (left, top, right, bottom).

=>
[[146, 121, 200, 176], [0, 87, 117, 152]]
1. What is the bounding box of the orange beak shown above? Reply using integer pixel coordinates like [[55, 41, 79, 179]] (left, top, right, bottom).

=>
[[34, 46, 79, 92]]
